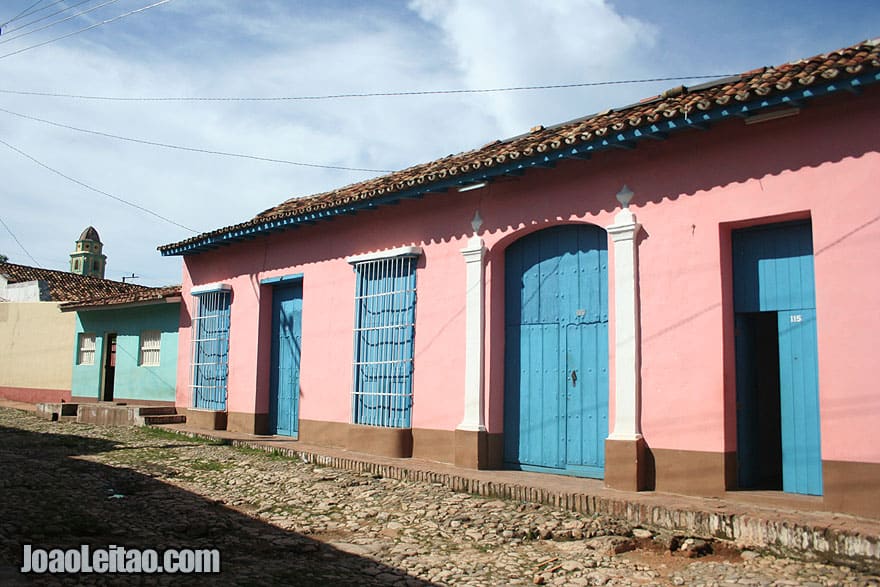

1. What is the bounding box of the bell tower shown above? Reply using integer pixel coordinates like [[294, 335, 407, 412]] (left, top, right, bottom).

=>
[[70, 226, 106, 278]]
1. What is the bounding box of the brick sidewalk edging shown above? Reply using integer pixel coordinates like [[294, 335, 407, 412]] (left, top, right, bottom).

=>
[[166, 427, 880, 572]]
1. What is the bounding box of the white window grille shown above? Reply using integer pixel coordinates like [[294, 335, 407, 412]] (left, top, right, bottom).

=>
[[78, 333, 96, 365], [350, 251, 418, 428], [190, 286, 231, 411], [139, 330, 161, 366]]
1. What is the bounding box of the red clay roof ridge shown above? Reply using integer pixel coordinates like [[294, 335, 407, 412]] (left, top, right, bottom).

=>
[[159, 37, 880, 254]]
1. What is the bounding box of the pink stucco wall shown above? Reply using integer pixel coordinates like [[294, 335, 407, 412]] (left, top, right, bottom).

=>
[[176, 89, 880, 465]]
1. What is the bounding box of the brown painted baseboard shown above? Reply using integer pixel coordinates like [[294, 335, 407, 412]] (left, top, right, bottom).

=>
[[453, 429, 486, 469], [300, 419, 348, 448], [185, 408, 227, 431], [605, 437, 647, 491], [298, 421, 503, 466], [823, 460, 880, 519], [227, 412, 269, 435], [347, 424, 412, 458], [414, 428, 455, 464], [648, 447, 732, 496]]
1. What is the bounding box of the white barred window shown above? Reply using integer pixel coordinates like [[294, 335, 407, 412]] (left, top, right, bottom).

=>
[[78, 333, 96, 365], [139, 330, 162, 366], [190, 285, 232, 411], [347, 247, 421, 429]]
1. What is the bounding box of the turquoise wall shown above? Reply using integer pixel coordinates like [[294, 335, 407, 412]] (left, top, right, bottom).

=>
[[71, 303, 179, 402]]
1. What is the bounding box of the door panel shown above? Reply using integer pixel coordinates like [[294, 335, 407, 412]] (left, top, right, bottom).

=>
[[732, 221, 815, 313], [503, 324, 562, 468], [270, 283, 303, 437], [564, 321, 608, 476], [777, 309, 822, 495]]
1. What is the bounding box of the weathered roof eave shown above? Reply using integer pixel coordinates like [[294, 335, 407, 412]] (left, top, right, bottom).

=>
[[159, 69, 880, 258], [60, 295, 182, 312]]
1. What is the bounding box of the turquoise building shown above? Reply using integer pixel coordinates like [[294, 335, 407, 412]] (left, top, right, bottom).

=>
[[63, 286, 181, 404]]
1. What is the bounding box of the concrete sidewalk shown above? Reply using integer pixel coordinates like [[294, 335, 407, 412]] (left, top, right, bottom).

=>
[[2, 399, 877, 570], [159, 421, 880, 571]]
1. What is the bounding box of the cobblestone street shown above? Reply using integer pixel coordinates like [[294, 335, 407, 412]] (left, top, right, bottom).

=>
[[0, 407, 878, 586]]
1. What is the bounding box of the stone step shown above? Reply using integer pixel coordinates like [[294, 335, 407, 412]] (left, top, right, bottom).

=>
[[35, 402, 78, 421], [142, 414, 187, 425], [137, 406, 178, 417]]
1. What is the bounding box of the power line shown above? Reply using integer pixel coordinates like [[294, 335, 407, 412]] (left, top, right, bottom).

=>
[[1, 0, 101, 39], [0, 74, 735, 102], [1, 0, 71, 28], [0, 214, 42, 266], [0, 0, 174, 60], [0, 0, 46, 27], [0, 0, 122, 46], [0, 106, 394, 173], [0, 136, 199, 233]]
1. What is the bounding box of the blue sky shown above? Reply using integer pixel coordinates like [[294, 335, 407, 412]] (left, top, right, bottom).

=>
[[0, 0, 877, 286]]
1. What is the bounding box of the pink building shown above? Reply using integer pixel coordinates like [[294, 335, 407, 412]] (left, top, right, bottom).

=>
[[161, 39, 880, 519]]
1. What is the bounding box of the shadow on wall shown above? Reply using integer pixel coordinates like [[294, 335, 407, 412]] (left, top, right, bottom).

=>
[[0, 422, 435, 585], [180, 94, 879, 286]]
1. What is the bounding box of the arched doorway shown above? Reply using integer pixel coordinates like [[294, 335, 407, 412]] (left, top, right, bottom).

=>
[[503, 224, 609, 478]]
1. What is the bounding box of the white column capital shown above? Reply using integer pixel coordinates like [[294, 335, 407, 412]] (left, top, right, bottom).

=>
[[607, 209, 642, 242], [460, 235, 486, 260]]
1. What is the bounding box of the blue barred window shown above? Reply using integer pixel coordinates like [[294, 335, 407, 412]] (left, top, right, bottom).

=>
[[351, 251, 418, 428], [190, 286, 231, 411]]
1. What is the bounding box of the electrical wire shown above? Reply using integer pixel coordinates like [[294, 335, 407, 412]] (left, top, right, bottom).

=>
[[0, 136, 199, 233], [0, 0, 46, 28], [0, 0, 122, 45], [1, 0, 99, 38], [0, 74, 734, 102], [0, 106, 395, 173], [0, 214, 42, 266], [0, 0, 174, 60], [1, 0, 72, 28]]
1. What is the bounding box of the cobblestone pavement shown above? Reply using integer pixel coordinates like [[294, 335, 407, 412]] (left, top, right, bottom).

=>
[[0, 408, 878, 586]]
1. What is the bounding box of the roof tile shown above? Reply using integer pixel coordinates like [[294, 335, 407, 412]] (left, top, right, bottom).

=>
[[60, 285, 182, 310], [160, 37, 880, 254], [0, 262, 151, 302]]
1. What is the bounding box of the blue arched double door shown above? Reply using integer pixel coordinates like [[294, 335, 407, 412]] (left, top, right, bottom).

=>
[[504, 225, 609, 478]]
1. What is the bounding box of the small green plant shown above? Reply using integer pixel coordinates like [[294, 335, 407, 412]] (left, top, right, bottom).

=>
[[140, 426, 226, 445], [187, 459, 233, 472], [233, 444, 298, 462]]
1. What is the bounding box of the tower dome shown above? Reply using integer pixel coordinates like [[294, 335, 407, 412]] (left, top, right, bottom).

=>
[[79, 226, 101, 242]]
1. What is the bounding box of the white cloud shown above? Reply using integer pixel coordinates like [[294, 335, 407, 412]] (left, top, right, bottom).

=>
[[408, 0, 658, 132], [0, 1, 872, 285], [0, 3, 499, 284]]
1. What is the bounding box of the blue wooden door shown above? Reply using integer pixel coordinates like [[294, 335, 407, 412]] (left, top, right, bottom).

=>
[[504, 225, 608, 478], [777, 309, 822, 495], [270, 282, 303, 437], [733, 221, 822, 495]]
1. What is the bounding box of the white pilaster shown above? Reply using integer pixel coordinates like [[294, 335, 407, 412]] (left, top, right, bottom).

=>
[[458, 234, 486, 432], [607, 207, 643, 441]]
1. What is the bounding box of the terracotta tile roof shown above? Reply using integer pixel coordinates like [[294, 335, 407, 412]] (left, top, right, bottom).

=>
[[60, 285, 182, 310], [0, 261, 154, 303], [160, 38, 880, 255]]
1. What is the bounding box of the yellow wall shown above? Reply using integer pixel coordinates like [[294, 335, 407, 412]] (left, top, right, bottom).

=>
[[0, 302, 75, 391]]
